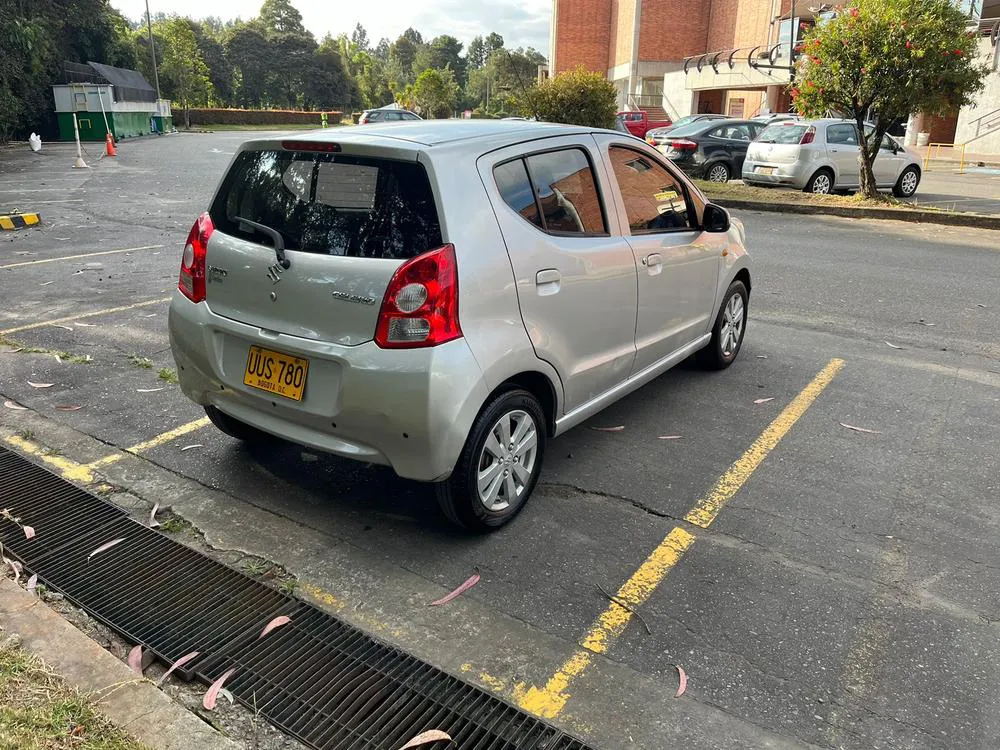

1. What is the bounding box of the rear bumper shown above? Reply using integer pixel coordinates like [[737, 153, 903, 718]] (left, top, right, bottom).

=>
[[741, 160, 809, 188], [167, 292, 489, 482]]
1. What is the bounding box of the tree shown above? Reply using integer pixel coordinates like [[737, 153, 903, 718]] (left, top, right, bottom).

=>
[[304, 38, 357, 110], [519, 66, 614, 127], [402, 68, 459, 118], [467, 36, 486, 69], [192, 22, 234, 105], [351, 23, 369, 53], [792, 0, 987, 198], [427, 35, 466, 86], [226, 24, 270, 106], [160, 17, 213, 127], [388, 34, 419, 89], [257, 0, 305, 34]]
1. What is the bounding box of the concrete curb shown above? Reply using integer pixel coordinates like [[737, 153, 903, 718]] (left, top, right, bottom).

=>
[[714, 197, 1000, 230], [0, 212, 41, 230], [0, 578, 239, 750]]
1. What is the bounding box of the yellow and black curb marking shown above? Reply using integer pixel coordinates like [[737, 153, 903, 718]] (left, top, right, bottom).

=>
[[0, 212, 41, 230]]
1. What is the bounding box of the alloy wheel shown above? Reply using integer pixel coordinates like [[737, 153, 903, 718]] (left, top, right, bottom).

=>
[[476, 409, 538, 512], [720, 293, 745, 357]]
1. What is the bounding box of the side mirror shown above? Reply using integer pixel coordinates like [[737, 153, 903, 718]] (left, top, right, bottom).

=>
[[703, 203, 731, 233]]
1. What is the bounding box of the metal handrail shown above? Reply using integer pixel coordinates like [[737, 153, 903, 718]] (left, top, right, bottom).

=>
[[968, 107, 1000, 139]]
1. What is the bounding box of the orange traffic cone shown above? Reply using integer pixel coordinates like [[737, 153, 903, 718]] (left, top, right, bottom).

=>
[[105, 132, 116, 157]]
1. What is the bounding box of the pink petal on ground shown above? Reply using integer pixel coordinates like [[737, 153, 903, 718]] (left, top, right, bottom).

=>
[[26, 573, 38, 593], [591, 425, 625, 432], [4, 401, 28, 410], [397, 730, 454, 749], [839, 422, 882, 435], [430, 571, 481, 606], [128, 645, 144, 674], [675, 665, 687, 697], [156, 651, 200, 687], [148, 503, 160, 528], [753, 397, 776, 404], [23, 526, 35, 540], [658, 435, 683, 440], [203, 668, 237, 710], [27, 382, 54, 388], [87, 538, 125, 561], [55, 405, 83, 411], [259, 615, 292, 638]]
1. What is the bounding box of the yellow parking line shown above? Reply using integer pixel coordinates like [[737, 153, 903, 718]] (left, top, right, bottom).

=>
[[684, 357, 845, 528], [0, 244, 164, 270], [87, 417, 210, 470], [3, 435, 96, 484], [516, 357, 845, 719], [0, 297, 171, 336]]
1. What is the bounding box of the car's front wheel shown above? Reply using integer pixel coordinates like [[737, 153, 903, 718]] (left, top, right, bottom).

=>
[[437, 389, 546, 532], [893, 166, 920, 197], [698, 280, 748, 369]]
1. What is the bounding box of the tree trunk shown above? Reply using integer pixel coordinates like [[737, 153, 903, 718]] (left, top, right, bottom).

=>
[[858, 150, 878, 199]]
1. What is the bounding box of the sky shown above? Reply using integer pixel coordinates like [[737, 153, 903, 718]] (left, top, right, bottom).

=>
[[110, 0, 552, 58]]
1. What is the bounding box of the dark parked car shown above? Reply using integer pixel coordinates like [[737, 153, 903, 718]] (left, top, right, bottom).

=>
[[645, 113, 728, 145], [654, 118, 765, 183]]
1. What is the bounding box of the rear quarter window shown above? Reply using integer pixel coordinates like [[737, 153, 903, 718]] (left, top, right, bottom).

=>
[[210, 150, 442, 260]]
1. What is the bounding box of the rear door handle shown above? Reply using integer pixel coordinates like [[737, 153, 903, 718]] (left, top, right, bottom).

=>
[[535, 268, 561, 295]]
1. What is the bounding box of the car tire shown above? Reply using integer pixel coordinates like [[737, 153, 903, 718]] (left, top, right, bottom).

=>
[[804, 168, 834, 194], [892, 166, 920, 198], [707, 162, 731, 183], [697, 280, 748, 370], [204, 405, 273, 443], [436, 389, 546, 532]]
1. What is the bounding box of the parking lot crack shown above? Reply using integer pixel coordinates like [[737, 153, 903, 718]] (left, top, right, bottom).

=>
[[539, 482, 687, 523]]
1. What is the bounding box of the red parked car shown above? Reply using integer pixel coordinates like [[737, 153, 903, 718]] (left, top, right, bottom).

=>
[[616, 110, 672, 139]]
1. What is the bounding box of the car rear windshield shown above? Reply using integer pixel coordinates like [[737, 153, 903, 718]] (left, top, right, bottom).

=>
[[757, 123, 808, 144], [662, 122, 708, 138], [210, 149, 442, 260]]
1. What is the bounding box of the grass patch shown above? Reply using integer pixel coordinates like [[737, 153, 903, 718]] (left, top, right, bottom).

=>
[[127, 354, 153, 369], [241, 559, 270, 577], [42, 447, 61, 457], [695, 180, 944, 212], [0, 637, 149, 750], [186, 123, 336, 131], [0, 337, 92, 363], [16, 429, 34, 441], [157, 517, 189, 534], [279, 578, 299, 595], [157, 368, 178, 384]]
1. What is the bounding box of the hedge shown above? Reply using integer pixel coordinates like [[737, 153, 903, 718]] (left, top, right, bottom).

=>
[[184, 108, 343, 126]]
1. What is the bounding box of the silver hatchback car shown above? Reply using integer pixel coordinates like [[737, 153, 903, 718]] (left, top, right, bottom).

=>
[[168, 121, 752, 530], [742, 118, 922, 196]]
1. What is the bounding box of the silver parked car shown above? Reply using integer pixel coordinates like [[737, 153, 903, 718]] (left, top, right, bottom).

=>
[[168, 121, 752, 530], [742, 118, 922, 196]]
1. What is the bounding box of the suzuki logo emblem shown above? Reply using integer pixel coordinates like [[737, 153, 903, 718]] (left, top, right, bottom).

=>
[[266, 263, 284, 284]]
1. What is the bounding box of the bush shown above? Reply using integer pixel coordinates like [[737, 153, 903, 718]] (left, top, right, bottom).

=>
[[184, 108, 342, 126], [519, 67, 617, 128]]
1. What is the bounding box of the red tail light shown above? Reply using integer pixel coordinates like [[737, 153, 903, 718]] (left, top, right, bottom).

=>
[[178, 212, 214, 303], [375, 244, 462, 349], [799, 127, 816, 145], [669, 139, 697, 151]]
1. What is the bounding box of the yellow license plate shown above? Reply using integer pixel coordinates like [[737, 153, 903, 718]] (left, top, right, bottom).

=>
[[243, 346, 309, 401], [757, 167, 776, 175]]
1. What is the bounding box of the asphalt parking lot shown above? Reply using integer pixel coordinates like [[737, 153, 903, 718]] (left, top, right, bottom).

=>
[[2, 132, 1000, 749]]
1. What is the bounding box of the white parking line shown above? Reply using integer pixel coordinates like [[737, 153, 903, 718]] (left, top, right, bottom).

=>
[[0, 244, 165, 270]]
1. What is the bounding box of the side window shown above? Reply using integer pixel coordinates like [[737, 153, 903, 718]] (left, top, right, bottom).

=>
[[609, 146, 691, 233], [731, 124, 751, 141], [827, 124, 857, 145], [493, 160, 543, 229], [524, 149, 606, 234], [880, 134, 897, 151], [707, 127, 726, 139], [367, 111, 382, 121], [402, 113, 420, 121]]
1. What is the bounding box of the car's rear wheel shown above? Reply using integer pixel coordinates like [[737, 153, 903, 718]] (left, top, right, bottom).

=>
[[804, 168, 834, 194], [204, 405, 273, 443], [707, 162, 731, 183], [698, 280, 748, 369], [893, 166, 920, 197], [436, 389, 546, 532]]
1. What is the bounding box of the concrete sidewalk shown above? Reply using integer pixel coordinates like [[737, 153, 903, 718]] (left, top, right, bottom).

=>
[[906, 167, 1000, 215]]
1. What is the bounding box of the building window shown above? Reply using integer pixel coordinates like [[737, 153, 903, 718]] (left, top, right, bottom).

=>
[[728, 98, 745, 118]]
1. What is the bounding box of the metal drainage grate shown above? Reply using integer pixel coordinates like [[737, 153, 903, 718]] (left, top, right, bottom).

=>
[[0, 447, 594, 750]]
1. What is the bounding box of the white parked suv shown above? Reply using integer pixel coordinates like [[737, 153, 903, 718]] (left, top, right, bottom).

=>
[[742, 118, 922, 196], [168, 121, 752, 531]]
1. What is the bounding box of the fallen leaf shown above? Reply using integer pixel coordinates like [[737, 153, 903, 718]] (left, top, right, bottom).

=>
[[27, 381, 54, 388], [55, 405, 82, 411], [203, 668, 237, 711], [591, 425, 625, 432], [3, 348, 24, 354], [839, 422, 882, 435], [88, 538, 125, 561], [128, 645, 144, 674], [141, 313, 157, 318], [977, 303, 987, 308], [397, 730, 453, 750], [675, 665, 687, 698], [4, 557, 22, 584], [26, 573, 38, 593], [148, 503, 160, 528], [219, 688, 235, 705], [259, 615, 292, 638], [49, 324, 73, 331], [156, 651, 200, 686], [4, 401, 27, 410], [430, 569, 481, 606], [753, 397, 776, 404], [755, 355, 768, 359], [39, 281, 54, 286], [23, 526, 35, 540], [75, 322, 97, 327], [52, 355, 62, 364], [658, 435, 683, 440], [180, 444, 203, 451], [136, 388, 164, 393], [884, 341, 904, 350]]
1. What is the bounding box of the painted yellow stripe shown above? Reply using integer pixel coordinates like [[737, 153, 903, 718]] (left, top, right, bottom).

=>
[[0, 297, 171, 336], [684, 357, 845, 528], [2, 435, 94, 484], [0, 217, 14, 230], [517, 358, 845, 719], [87, 417, 211, 470], [0, 244, 164, 269]]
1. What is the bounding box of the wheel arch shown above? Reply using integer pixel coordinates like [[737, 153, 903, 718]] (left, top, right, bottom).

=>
[[492, 371, 559, 437]]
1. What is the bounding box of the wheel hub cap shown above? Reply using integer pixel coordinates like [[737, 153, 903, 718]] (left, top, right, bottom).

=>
[[476, 409, 538, 512]]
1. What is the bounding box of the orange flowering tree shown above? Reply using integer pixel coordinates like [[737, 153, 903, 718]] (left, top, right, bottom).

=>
[[792, 0, 987, 198]]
